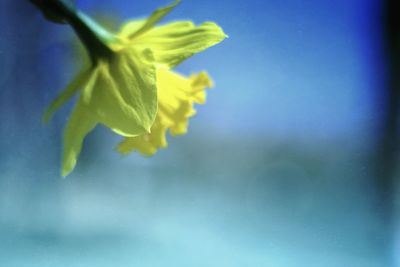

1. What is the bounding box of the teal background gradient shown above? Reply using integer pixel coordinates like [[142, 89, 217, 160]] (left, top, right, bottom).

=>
[[0, 0, 397, 267]]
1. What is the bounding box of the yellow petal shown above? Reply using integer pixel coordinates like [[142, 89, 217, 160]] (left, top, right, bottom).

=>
[[84, 48, 157, 137], [117, 121, 168, 156], [42, 68, 92, 124], [122, 0, 181, 39], [190, 71, 213, 104], [62, 103, 97, 177], [119, 19, 146, 37], [61, 48, 157, 175], [130, 21, 227, 67]]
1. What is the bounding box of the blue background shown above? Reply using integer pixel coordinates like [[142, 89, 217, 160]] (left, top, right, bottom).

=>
[[0, 0, 396, 266]]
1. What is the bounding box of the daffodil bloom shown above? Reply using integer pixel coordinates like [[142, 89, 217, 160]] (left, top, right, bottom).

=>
[[37, 0, 225, 176]]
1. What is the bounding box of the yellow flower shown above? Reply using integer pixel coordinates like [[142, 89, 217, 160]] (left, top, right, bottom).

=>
[[42, 0, 226, 176]]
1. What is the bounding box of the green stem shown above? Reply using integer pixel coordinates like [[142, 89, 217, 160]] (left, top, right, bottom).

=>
[[31, 0, 118, 64]]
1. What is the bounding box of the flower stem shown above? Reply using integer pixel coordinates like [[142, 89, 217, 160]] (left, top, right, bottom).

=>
[[30, 0, 118, 64]]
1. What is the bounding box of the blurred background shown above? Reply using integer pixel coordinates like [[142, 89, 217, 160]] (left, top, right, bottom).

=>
[[0, 0, 399, 266]]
